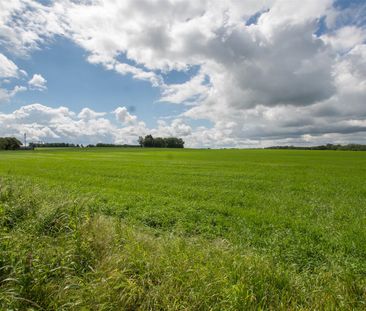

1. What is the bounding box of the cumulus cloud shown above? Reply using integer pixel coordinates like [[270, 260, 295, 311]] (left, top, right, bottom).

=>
[[28, 74, 47, 91], [0, 0, 365, 146], [322, 26, 366, 52], [78, 107, 106, 120], [153, 119, 192, 137], [1, 102, 366, 148], [0, 85, 26, 103], [0, 53, 20, 78], [114, 107, 138, 124], [0, 104, 136, 144], [0, 0, 66, 55], [160, 72, 210, 105], [0, 103, 194, 146], [0, 53, 27, 103], [61, 0, 337, 109]]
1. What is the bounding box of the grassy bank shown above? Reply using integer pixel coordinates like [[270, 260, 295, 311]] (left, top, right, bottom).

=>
[[0, 148, 365, 309]]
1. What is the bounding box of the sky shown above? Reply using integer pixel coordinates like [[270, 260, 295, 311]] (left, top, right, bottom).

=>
[[0, 0, 365, 148]]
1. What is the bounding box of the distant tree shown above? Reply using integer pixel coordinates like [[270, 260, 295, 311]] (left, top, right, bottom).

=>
[[28, 142, 76, 148], [143, 135, 155, 147], [137, 136, 144, 147], [136, 135, 185, 148], [138, 136, 145, 147], [8, 137, 22, 150], [164, 137, 184, 148], [153, 137, 166, 148], [138, 136, 144, 147], [0, 137, 22, 150], [265, 144, 366, 151], [95, 143, 139, 148]]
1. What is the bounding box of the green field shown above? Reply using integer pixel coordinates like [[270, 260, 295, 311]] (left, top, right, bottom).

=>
[[0, 148, 365, 310]]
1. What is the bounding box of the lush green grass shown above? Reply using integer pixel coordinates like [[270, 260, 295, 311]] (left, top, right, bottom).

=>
[[0, 148, 365, 310]]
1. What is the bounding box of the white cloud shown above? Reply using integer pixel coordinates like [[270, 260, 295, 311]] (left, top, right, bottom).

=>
[[0, 103, 192, 146], [153, 119, 192, 137], [0, 0, 67, 55], [114, 107, 138, 124], [0, 53, 27, 102], [0, 53, 20, 78], [78, 107, 106, 120], [0, 103, 131, 144], [322, 26, 366, 52], [28, 74, 47, 91], [59, 0, 340, 112], [1, 102, 366, 148], [0, 85, 26, 103], [256, 0, 332, 37], [160, 72, 210, 105]]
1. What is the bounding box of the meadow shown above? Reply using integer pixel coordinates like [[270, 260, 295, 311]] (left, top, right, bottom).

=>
[[0, 148, 365, 310]]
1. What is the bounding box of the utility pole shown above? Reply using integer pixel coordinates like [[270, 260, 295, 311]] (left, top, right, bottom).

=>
[[24, 133, 27, 147]]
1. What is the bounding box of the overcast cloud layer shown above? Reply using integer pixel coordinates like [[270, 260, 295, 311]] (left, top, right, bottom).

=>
[[0, 0, 365, 147]]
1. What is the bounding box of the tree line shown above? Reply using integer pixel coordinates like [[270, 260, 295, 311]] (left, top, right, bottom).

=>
[[266, 144, 366, 151], [0, 136, 185, 150], [88, 143, 139, 148], [4, 136, 364, 151], [138, 135, 184, 148], [0, 137, 22, 150], [29, 142, 78, 148]]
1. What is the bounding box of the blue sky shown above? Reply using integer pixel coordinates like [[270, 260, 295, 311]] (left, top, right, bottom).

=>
[[0, 0, 365, 147], [2, 37, 183, 127]]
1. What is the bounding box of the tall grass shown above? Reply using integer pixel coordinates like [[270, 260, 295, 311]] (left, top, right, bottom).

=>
[[0, 176, 365, 310]]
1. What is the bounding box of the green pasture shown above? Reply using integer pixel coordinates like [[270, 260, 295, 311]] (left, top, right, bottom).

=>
[[0, 148, 365, 310]]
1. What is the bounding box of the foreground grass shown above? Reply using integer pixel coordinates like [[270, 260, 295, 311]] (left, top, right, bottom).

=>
[[0, 148, 365, 309]]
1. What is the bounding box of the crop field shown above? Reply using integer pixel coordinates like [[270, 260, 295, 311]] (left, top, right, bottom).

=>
[[0, 148, 365, 310]]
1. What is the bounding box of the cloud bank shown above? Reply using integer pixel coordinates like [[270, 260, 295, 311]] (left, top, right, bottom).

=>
[[0, 0, 365, 147]]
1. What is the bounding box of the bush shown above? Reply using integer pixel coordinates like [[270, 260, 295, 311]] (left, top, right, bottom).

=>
[[0, 137, 22, 150]]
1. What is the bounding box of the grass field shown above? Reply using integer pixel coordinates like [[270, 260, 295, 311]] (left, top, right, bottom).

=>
[[0, 148, 365, 310]]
